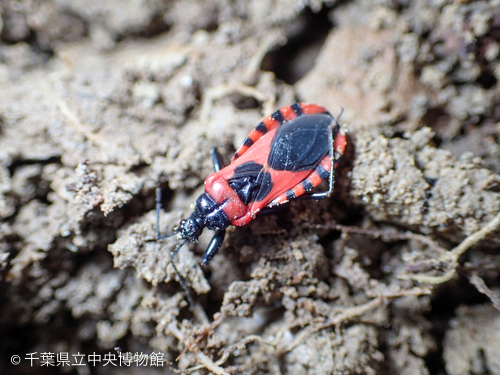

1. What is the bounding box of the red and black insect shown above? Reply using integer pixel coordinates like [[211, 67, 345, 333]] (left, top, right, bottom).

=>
[[157, 102, 347, 266]]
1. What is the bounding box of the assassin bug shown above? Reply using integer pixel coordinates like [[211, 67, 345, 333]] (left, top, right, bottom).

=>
[[157, 102, 347, 269]]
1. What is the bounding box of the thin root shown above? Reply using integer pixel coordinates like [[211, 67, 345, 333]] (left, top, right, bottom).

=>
[[468, 271, 500, 312], [278, 286, 430, 355], [168, 322, 231, 375], [314, 213, 500, 286]]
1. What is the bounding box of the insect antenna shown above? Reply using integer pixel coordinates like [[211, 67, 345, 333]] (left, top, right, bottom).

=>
[[156, 186, 197, 309], [168, 240, 196, 306], [157, 229, 178, 240], [335, 106, 344, 125], [156, 186, 179, 240], [170, 239, 189, 260]]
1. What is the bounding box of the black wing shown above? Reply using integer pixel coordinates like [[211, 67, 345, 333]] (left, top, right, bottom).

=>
[[267, 113, 332, 172]]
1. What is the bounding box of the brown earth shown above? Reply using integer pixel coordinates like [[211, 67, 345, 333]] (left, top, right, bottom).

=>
[[1, 1, 500, 374]]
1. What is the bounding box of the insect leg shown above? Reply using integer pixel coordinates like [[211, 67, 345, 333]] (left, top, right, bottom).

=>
[[296, 108, 343, 200], [211, 147, 225, 172], [295, 127, 336, 200], [201, 230, 226, 265]]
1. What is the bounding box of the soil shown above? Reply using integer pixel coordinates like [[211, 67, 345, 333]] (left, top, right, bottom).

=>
[[1, 1, 500, 375]]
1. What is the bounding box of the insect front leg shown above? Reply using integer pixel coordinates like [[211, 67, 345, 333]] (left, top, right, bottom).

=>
[[201, 230, 226, 265]]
